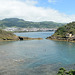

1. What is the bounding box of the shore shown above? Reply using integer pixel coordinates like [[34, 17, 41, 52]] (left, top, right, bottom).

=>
[[0, 36, 43, 41], [46, 36, 75, 42]]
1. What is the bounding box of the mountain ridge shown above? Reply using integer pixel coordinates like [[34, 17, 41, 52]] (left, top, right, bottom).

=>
[[0, 18, 65, 28]]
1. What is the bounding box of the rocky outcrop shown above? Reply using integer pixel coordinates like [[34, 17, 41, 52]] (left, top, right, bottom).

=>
[[0, 36, 43, 41], [18, 36, 43, 40], [0, 29, 43, 41], [46, 22, 75, 42], [46, 36, 75, 42], [0, 29, 19, 41]]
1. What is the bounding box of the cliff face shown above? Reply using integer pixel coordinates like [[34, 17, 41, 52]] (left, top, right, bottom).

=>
[[46, 22, 75, 42]]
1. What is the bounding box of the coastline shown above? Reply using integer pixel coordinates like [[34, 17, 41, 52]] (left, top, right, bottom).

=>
[[46, 36, 75, 42], [0, 36, 43, 42]]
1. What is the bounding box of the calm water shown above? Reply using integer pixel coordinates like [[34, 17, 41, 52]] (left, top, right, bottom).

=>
[[0, 32, 75, 75]]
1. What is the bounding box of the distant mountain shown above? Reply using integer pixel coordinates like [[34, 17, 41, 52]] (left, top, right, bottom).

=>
[[0, 18, 65, 28]]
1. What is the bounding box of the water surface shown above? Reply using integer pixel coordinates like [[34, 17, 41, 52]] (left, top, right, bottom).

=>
[[0, 32, 75, 75]]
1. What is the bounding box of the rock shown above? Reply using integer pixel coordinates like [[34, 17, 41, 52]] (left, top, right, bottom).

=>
[[18, 36, 43, 40]]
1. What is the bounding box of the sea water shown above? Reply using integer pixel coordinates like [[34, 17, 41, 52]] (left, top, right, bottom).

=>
[[0, 32, 75, 75]]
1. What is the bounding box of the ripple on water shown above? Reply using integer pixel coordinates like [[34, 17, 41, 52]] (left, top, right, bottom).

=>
[[0, 32, 75, 75]]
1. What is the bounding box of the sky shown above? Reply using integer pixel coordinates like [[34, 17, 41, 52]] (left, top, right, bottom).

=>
[[0, 0, 75, 23]]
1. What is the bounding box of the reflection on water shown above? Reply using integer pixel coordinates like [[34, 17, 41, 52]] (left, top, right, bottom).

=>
[[0, 32, 75, 75]]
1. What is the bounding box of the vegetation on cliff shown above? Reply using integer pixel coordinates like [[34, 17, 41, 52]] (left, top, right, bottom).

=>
[[0, 29, 18, 41], [53, 22, 75, 38], [0, 29, 43, 41], [0, 18, 64, 28], [47, 22, 75, 41], [57, 67, 75, 75]]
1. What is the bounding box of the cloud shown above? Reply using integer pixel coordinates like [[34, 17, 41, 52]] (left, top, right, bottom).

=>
[[0, 0, 75, 23]]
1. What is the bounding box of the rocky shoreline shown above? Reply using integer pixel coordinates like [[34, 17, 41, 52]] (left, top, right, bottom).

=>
[[18, 36, 43, 40], [0, 36, 43, 41], [46, 36, 75, 42], [0, 29, 43, 41], [46, 22, 75, 42]]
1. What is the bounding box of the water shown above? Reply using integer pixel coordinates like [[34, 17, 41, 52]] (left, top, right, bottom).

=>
[[0, 32, 75, 75]]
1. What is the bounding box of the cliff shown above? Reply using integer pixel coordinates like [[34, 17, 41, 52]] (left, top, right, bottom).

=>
[[46, 22, 75, 42]]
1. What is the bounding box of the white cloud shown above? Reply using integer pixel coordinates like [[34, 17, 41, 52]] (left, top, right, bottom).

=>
[[0, 0, 75, 23]]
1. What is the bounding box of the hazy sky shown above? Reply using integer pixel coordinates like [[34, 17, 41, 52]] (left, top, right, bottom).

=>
[[0, 0, 75, 23]]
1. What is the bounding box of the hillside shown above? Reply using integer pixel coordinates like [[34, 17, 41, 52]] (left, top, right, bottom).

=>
[[0, 29, 43, 41], [0, 29, 18, 41], [0, 18, 64, 28], [46, 22, 75, 42]]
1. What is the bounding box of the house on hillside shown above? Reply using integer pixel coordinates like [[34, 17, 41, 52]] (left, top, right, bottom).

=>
[[66, 33, 75, 40], [66, 33, 72, 38]]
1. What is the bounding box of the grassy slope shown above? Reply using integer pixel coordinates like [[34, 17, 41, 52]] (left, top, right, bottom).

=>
[[52, 22, 75, 38], [0, 29, 43, 41], [0, 29, 18, 40]]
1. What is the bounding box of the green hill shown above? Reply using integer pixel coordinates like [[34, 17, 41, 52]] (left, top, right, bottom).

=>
[[0, 29, 43, 41], [0, 18, 64, 28], [47, 22, 75, 42], [0, 29, 18, 41]]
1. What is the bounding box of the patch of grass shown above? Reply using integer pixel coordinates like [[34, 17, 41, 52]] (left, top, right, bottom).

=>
[[0, 29, 17, 40]]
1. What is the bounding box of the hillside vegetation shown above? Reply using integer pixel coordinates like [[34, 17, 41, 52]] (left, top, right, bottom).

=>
[[47, 22, 75, 41], [0, 18, 64, 28], [57, 67, 75, 75], [0, 29, 43, 41], [0, 29, 18, 40], [53, 22, 75, 38]]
